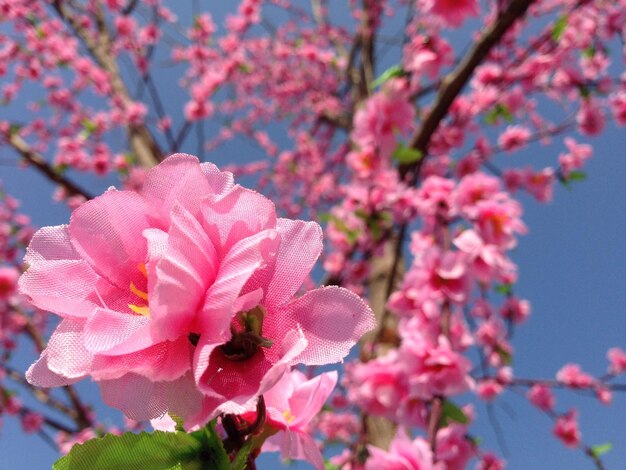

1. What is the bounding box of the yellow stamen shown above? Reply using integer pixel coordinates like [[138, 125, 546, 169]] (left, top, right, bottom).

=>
[[128, 304, 150, 316], [282, 409, 296, 424], [138, 263, 148, 278], [130, 282, 149, 301]]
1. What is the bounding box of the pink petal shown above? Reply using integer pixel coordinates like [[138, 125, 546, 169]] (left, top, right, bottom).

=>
[[19, 259, 101, 317], [198, 229, 278, 343], [141, 154, 219, 219], [25, 225, 80, 264], [201, 186, 276, 256], [26, 352, 83, 387], [289, 371, 337, 428], [84, 308, 152, 355], [100, 373, 169, 421], [267, 430, 324, 470], [266, 286, 375, 366], [69, 189, 156, 289], [245, 218, 322, 309], [44, 318, 94, 379], [90, 336, 191, 382], [199, 160, 234, 195], [149, 204, 217, 342]]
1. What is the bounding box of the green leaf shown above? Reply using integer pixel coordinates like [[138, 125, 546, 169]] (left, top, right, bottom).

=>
[[440, 400, 469, 426], [582, 46, 596, 58], [485, 103, 513, 125], [495, 345, 513, 365], [567, 170, 587, 182], [372, 65, 404, 89], [495, 283, 513, 296], [193, 422, 230, 470], [230, 436, 254, 470], [392, 143, 423, 164], [53, 429, 229, 470], [325, 462, 341, 470], [551, 15, 568, 42], [590, 442, 612, 457]]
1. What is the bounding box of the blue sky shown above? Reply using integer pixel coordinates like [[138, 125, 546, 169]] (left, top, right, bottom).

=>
[[1, 2, 625, 469]]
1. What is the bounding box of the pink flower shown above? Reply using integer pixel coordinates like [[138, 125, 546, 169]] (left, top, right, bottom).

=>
[[255, 369, 337, 470], [21, 154, 375, 424], [553, 410, 581, 448], [21, 411, 44, 433], [402, 335, 474, 399], [556, 364, 595, 389], [527, 384, 555, 412], [0, 266, 18, 299], [558, 137, 592, 177], [420, 0, 479, 27], [607, 347, 626, 375], [498, 125, 531, 152], [366, 428, 434, 470]]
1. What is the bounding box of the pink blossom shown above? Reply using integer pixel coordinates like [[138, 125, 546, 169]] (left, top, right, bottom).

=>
[[476, 453, 505, 470], [527, 384, 555, 412], [576, 99, 605, 136], [21, 154, 374, 424], [435, 423, 474, 470], [402, 335, 474, 399], [500, 297, 531, 324], [558, 137, 592, 177], [607, 347, 626, 375], [366, 428, 434, 470], [476, 379, 503, 401], [21, 411, 44, 433], [553, 410, 581, 448], [420, 0, 479, 27], [0, 266, 18, 299], [556, 364, 596, 389], [255, 369, 337, 470], [498, 125, 531, 152]]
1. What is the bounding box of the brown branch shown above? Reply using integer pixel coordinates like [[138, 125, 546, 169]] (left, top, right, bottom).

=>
[[7, 133, 93, 200], [50, 1, 162, 168], [405, 0, 534, 160]]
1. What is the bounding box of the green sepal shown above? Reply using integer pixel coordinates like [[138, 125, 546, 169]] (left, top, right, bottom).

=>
[[371, 65, 405, 89], [551, 15, 568, 42], [392, 143, 423, 164], [590, 442, 612, 457], [440, 400, 470, 427]]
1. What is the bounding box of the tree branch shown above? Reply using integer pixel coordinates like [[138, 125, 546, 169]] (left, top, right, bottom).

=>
[[7, 133, 93, 200]]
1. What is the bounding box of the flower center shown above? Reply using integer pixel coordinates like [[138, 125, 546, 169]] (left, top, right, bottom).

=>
[[220, 306, 274, 361], [128, 264, 150, 316]]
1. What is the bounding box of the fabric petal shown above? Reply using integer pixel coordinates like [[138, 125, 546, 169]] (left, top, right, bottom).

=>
[[199, 161, 234, 196], [69, 189, 156, 289], [45, 318, 94, 379], [84, 308, 152, 355], [198, 229, 278, 343], [149, 204, 217, 341], [141, 153, 216, 219], [24, 225, 79, 264], [26, 351, 83, 387], [201, 186, 276, 256], [290, 371, 337, 428], [266, 286, 375, 366], [19, 259, 101, 317], [100, 373, 169, 421], [245, 218, 322, 309]]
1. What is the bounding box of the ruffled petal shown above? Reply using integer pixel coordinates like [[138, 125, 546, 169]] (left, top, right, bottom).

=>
[[149, 204, 217, 342], [289, 371, 337, 428], [198, 229, 278, 343], [84, 308, 152, 355], [266, 286, 375, 366], [26, 351, 83, 387], [245, 218, 322, 309], [69, 189, 156, 289], [201, 186, 276, 256], [45, 318, 94, 379], [24, 225, 79, 264], [141, 153, 218, 219]]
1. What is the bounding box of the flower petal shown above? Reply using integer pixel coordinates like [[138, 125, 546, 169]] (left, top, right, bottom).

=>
[[246, 218, 322, 309], [69, 189, 156, 289], [44, 318, 94, 379], [149, 204, 217, 342], [267, 286, 376, 366], [201, 186, 276, 256], [141, 153, 220, 219], [84, 308, 152, 355]]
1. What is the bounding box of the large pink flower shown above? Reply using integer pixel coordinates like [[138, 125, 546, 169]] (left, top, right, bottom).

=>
[[21, 153, 375, 422]]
